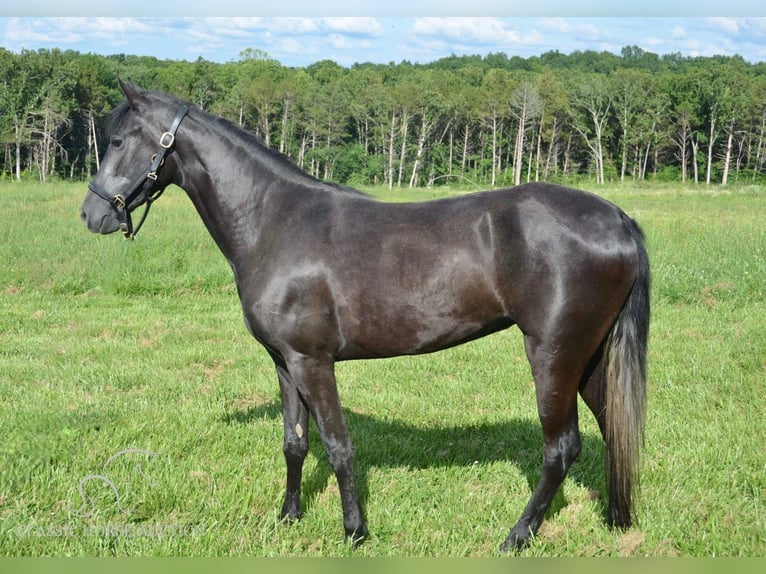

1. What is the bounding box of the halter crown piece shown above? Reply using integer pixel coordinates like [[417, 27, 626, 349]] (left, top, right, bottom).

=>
[[88, 106, 189, 238]]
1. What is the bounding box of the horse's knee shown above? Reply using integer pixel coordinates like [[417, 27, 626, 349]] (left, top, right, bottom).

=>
[[325, 441, 355, 477], [284, 436, 308, 463]]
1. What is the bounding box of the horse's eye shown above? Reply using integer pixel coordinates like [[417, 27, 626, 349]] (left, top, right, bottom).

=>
[[110, 136, 123, 149]]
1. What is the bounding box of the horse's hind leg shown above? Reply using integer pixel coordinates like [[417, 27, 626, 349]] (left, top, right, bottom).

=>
[[579, 346, 607, 438], [501, 335, 583, 552], [284, 354, 368, 545], [275, 364, 309, 523]]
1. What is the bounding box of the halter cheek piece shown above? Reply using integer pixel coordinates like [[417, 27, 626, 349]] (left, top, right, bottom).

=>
[[87, 107, 189, 238]]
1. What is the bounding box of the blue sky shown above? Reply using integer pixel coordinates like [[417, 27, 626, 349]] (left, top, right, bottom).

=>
[[2, 4, 766, 67]]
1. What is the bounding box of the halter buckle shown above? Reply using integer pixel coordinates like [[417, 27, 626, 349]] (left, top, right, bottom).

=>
[[87, 106, 188, 239], [160, 132, 175, 149]]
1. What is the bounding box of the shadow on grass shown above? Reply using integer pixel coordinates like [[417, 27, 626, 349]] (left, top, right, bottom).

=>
[[221, 399, 607, 526]]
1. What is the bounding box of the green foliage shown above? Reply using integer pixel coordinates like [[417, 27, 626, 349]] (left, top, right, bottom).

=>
[[333, 143, 381, 185], [1, 182, 764, 556], [2, 47, 766, 189]]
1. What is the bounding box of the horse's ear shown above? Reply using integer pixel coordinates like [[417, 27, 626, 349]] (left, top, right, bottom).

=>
[[118, 76, 148, 109]]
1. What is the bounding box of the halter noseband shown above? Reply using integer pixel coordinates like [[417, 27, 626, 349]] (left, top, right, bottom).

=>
[[87, 106, 189, 239]]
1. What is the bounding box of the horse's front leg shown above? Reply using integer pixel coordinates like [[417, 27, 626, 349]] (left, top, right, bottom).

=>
[[286, 353, 368, 546], [276, 363, 309, 523]]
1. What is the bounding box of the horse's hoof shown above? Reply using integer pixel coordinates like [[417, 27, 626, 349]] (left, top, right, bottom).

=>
[[279, 510, 301, 525], [499, 530, 532, 553], [345, 526, 369, 549]]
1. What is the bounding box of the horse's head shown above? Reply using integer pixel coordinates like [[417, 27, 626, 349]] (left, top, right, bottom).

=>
[[80, 79, 189, 238]]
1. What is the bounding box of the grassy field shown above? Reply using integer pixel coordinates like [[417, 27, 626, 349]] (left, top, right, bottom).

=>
[[0, 181, 764, 557]]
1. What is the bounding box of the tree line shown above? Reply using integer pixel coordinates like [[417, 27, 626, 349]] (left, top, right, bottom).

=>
[[2, 45, 766, 188]]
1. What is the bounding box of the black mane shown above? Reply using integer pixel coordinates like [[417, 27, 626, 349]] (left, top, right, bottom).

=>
[[109, 88, 366, 197]]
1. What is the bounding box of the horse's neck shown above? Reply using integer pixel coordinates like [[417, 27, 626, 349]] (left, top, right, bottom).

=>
[[176, 122, 310, 264]]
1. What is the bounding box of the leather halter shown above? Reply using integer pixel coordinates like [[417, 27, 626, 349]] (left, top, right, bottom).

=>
[[87, 106, 189, 238]]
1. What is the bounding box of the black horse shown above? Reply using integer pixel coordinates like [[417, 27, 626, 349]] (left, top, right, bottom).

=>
[[81, 80, 649, 552]]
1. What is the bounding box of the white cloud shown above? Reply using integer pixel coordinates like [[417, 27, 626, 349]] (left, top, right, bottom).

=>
[[411, 17, 520, 46], [520, 29, 546, 47], [4, 17, 68, 43], [680, 38, 701, 53], [195, 17, 318, 38], [275, 37, 312, 56], [3, 17, 172, 49], [322, 17, 382, 37], [704, 17, 741, 35], [538, 17, 573, 34], [271, 17, 320, 34], [538, 17, 604, 40], [741, 17, 766, 37], [328, 34, 353, 50], [89, 17, 158, 35], [197, 17, 383, 39], [183, 17, 384, 63], [3, 16, 766, 68], [196, 17, 265, 39], [671, 25, 687, 40]]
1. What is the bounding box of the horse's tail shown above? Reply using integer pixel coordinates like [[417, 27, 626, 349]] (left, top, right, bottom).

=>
[[604, 214, 650, 528]]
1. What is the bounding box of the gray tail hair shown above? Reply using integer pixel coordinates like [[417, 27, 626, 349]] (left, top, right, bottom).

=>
[[604, 215, 650, 528]]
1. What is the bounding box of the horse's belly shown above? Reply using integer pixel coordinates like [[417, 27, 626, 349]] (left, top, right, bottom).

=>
[[335, 272, 512, 359]]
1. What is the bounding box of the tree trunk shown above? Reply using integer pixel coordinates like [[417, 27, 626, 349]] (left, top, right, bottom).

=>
[[526, 128, 535, 183], [490, 113, 500, 187], [387, 111, 396, 189], [40, 111, 50, 183], [461, 124, 469, 177], [409, 114, 429, 188], [563, 133, 572, 177], [397, 111, 409, 188], [679, 123, 688, 183], [754, 112, 766, 181], [621, 124, 628, 182], [595, 110, 605, 185], [691, 135, 700, 183], [513, 107, 526, 186], [297, 133, 307, 170], [722, 125, 734, 186], [14, 117, 23, 182], [544, 115, 558, 179], [279, 98, 290, 154], [534, 112, 544, 182], [706, 113, 717, 185]]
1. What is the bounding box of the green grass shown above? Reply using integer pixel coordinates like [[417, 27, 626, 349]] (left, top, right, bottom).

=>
[[1, 181, 764, 557]]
